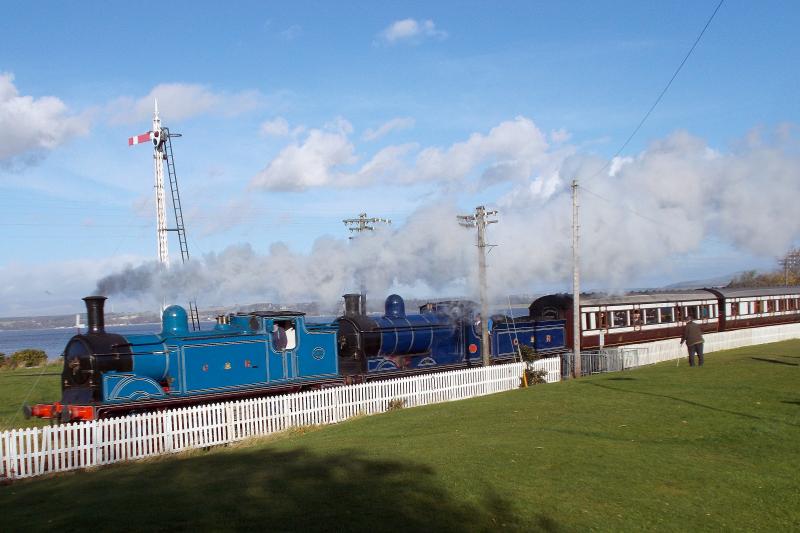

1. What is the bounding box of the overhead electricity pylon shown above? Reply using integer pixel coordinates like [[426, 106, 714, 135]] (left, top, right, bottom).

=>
[[457, 205, 498, 366]]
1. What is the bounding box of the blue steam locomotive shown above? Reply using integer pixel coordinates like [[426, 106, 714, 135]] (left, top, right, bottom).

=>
[[27, 293, 565, 422]]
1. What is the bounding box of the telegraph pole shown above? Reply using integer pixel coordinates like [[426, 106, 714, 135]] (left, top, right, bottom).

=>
[[343, 212, 391, 309], [572, 179, 582, 378], [458, 206, 498, 366], [343, 212, 391, 239]]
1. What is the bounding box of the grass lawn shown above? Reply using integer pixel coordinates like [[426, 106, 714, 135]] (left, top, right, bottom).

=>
[[0, 363, 61, 431], [1, 341, 798, 531]]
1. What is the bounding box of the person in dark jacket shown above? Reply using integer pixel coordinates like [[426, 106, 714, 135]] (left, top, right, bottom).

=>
[[272, 323, 287, 351], [680, 318, 704, 366]]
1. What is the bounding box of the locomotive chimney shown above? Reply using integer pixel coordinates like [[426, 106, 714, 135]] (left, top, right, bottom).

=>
[[343, 293, 363, 318], [83, 296, 107, 334]]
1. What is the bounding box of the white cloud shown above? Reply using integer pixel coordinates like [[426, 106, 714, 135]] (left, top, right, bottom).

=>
[[378, 18, 448, 45], [0, 72, 89, 164], [362, 117, 415, 141], [412, 116, 553, 185], [251, 115, 563, 192], [107, 83, 265, 124], [260, 117, 290, 137], [251, 128, 357, 191]]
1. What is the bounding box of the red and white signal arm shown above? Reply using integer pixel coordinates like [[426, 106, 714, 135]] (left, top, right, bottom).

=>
[[128, 131, 154, 146]]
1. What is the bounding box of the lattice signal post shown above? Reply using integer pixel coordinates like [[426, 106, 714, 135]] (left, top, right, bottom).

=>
[[457, 206, 498, 366], [127, 100, 199, 329], [129, 100, 170, 268]]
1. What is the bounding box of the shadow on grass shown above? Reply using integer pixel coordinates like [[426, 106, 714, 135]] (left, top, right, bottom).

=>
[[1, 446, 545, 532], [606, 377, 635, 381], [782, 400, 800, 406], [580, 382, 799, 428], [750, 357, 798, 366]]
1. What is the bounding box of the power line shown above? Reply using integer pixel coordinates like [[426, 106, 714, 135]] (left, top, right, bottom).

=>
[[583, 0, 725, 183]]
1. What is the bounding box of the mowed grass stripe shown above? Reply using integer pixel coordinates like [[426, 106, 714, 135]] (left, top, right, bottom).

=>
[[1, 341, 798, 532]]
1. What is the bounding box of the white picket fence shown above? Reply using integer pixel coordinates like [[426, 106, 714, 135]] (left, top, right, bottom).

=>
[[0, 357, 561, 481], [617, 322, 800, 367]]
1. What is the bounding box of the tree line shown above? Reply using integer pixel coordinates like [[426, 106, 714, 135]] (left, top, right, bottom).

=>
[[728, 248, 800, 287], [0, 349, 48, 369]]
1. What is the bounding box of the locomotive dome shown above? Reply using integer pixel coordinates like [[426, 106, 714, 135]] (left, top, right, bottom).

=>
[[162, 305, 189, 335], [384, 294, 406, 318]]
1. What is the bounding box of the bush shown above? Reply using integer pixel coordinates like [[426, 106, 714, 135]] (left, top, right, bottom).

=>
[[10, 349, 47, 368], [522, 368, 549, 386], [387, 398, 406, 411], [519, 345, 543, 362], [0, 352, 5, 367]]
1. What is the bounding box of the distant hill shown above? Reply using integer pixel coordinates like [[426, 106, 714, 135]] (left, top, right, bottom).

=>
[[661, 272, 742, 290]]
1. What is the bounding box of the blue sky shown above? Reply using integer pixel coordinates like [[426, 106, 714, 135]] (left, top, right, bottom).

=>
[[1, 1, 799, 316]]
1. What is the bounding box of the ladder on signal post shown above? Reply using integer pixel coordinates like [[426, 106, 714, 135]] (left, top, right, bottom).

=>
[[162, 128, 201, 330]]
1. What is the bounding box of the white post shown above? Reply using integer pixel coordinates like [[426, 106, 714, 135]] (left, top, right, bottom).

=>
[[152, 100, 169, 314], [572, 179, 582, 378]]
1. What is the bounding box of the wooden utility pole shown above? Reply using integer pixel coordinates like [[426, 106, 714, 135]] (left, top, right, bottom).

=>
[[458, 205, 498, 366], [572, 180, 582, 378], [343, 212, 391, 310], [343, 212, 391, 239]]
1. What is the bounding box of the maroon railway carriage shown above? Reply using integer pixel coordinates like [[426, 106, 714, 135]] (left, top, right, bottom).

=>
[[706, 287, 800, 331], [529, 287, 800, 351], [530, 291, 720, 350]]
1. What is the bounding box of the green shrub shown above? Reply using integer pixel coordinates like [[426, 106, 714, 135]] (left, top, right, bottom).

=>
[[10, 349, 47, 368], [387, 398, 406, 411], [522, 368, 548, 387], [519, 344, 543, 362]]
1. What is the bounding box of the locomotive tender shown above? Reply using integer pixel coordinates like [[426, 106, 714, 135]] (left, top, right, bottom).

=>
[[27, 293, 566, 422]]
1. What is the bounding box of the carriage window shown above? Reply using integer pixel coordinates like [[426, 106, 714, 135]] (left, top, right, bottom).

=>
[[597, 312, 608, 329], [789, 299, 797, 311], [700, 305, 710, 319], [644, 308, 658, 324], [675, 307, 683, 321], [684, 306, 698, 320], [631, 309, 642, 326], [274, 319, 297, 350], [611, 310, 629, 327], [754, 301, 762, 314], [659, 307, 674, 323], [767, 300, 775, 313], [740, 302, 749, 315], [542, 307, 560, 320]]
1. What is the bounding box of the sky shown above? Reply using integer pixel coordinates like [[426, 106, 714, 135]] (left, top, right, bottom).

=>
[[1, 1, 799, 316]]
